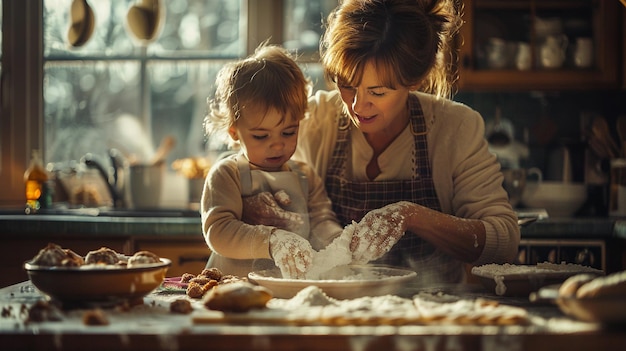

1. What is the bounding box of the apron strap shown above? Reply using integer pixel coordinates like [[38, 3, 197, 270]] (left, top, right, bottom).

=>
[[236, 154, 253, 196]]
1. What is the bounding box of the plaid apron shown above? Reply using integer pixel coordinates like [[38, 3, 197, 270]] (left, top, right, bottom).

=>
[[325, 94, 463, 284]]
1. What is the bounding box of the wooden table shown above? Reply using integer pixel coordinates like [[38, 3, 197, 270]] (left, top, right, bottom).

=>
[[1, 281, 625, 351]]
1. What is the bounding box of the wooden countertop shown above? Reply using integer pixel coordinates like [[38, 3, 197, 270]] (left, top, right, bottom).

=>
[[1, 281, 625, 351]]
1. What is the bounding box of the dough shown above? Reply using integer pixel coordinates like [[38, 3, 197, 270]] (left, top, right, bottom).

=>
[[203, 281, 272, 312], [576, 270, 626, 299], [558, 274, 598, 298]]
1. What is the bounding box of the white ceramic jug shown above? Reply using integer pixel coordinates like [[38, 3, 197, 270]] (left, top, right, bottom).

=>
[[540, 35, 568, 69], [515, 42, 531, 71], [573, 37, 593, 68]]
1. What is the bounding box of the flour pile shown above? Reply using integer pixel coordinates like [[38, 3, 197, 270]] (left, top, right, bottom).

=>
[[305, 224, 354, 280]]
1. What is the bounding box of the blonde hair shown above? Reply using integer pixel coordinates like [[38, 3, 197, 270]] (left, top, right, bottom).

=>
[[205, 44, 311, 144], [320, 0, 461, 99]]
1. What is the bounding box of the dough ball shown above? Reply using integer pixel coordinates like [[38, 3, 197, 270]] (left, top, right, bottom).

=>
[[558, 274, 598, 298], [203, 281, 272, 312], [576, 270, 626, 299]]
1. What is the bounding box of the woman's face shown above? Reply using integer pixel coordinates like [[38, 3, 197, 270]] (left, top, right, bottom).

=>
[[228, 107, 299, 171], [337, 61, 411, 138]]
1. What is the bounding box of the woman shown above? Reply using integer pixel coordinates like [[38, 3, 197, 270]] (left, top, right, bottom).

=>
[[244, 0, 519, 285]]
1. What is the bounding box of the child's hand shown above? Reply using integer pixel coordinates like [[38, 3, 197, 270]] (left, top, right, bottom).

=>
[[349, 201, 413, 264], [242, 191, 304, 233], [269, 229, 313, 279]]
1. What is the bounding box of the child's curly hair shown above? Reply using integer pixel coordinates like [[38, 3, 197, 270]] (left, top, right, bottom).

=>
[[205, 43, 312, 147]]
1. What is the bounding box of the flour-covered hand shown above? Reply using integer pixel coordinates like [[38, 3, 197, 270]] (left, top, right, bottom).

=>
[[269, 229, 313, 279], [242, 191, 303, 233], [349, 201, 413, 264]]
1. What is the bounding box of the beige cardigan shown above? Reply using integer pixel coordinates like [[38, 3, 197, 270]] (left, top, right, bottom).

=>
[[201, 155, 343, 276], [293, 90, 520, 266]]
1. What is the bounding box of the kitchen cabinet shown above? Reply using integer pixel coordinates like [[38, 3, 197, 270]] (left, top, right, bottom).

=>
[[457, 0, 621, 91], [516, 238, 606, 271], [134, 237, 210, 277], [623, 5, 626, 90], [0, 238, 132, 288]]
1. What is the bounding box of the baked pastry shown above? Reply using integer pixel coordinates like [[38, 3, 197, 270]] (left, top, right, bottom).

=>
[[180, 273, 195, 283], [558, 274, 598, 298], [61, 248, 85, 267], [190, 276, 212, 286], [30, 243, 71, 266], [127, 250, 160, 267], [186, 281, 205, 299], [30, 243, 85, 267], [576, 270, 626, 299], [170, 299, 194, 314], [203, 281, 272, 312], [82, 308, 109, 326], [84, 247, 122, 265], [199, 267, 223, 281]]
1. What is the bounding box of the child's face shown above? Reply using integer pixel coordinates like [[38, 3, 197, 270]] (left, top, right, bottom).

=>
[[228, 107, 300, 171]]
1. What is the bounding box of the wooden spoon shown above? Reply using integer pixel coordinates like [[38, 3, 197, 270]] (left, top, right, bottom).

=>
[[591, 116, 619, 159], [150, 135, 176, 166]]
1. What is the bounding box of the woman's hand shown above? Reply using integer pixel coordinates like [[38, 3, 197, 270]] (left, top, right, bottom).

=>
[[349, 201, 414, 264], [242, 191, 303, 233], [269, 229, 313, 279]]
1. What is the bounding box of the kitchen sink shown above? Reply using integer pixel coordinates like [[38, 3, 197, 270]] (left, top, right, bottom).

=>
[[0, 207, 200, 218]]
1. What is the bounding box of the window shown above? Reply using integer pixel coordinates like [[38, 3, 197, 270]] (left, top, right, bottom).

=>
[[43, 0, 244, 165], [0, 0, 336, 207]]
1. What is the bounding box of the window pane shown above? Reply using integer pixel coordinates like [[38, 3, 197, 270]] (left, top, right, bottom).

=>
[[44, 0, 138, 58], [44, 61, 142, 162], [282, 0, 336, 53], [44, 59, 223, 166], [43, 0, 243, 169], [153, 0, 243, 57], [148, 60, 224, 162], [44, 0, 243, 58], [284, 0, 336, 93]]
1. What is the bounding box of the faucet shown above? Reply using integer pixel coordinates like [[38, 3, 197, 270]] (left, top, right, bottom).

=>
[[81, 149, 128, 208]]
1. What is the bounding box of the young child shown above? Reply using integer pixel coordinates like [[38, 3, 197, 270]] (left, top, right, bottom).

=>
[[201, 44, 345, 279]]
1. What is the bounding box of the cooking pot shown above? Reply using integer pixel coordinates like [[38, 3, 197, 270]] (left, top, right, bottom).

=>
[[50, 161, 113, 208]]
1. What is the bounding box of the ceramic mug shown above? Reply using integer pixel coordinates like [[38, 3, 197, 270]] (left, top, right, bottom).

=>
[[129, 164, 164, 209], [502, 168, 526, 207], [486, 37, 509, 69]]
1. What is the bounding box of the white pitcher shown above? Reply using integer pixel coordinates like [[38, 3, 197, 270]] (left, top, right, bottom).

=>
[[540, 35, 568, 69], [573, 37, 593, 68]]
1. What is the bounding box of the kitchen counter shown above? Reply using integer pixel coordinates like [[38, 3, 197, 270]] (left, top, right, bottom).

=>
[[1, 280, 625, 351], [0, 208, 202, 237], [0, 210, 621, 239]]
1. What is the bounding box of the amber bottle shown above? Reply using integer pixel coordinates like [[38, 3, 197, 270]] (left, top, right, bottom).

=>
[[24, 150, 48, 213]]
